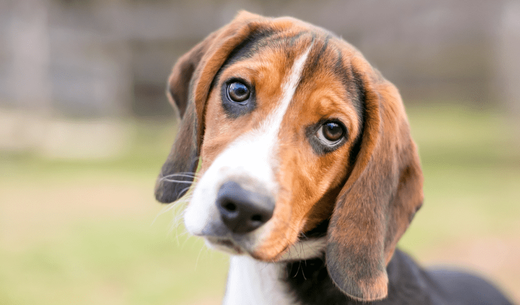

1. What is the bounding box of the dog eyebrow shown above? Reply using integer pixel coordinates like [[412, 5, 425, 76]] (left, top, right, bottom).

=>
[[211, 30, 312, 89], [210, 29, 275, 91], [222, 29, 275, 67]]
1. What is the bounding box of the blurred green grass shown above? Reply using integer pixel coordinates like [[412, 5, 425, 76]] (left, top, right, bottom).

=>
[[401, 105, 520, 246], [1, 104, 519, 304]]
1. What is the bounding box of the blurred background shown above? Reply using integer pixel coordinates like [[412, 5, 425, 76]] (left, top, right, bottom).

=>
[[1, 0, 519, 304]]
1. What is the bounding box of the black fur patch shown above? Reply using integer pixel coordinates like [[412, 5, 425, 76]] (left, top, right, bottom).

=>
[[332, 52, 366, 168], [155, 102, 199, 203], [347, 68, 366, 168], [299, 34, 331, 83], [285, 256, 353, 305], [285, 250, 433, 305], [221, 29, 276, 71], [301, 219, 329, 238], [285, 249, 513, 304]]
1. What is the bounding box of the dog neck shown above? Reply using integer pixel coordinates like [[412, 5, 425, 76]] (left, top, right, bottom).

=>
[[223, 256, 297, 305], [222, 237, 347, 305], [222, 252, 360, 305], [222, 247, 433, 305], [222, 223, 336, 305]]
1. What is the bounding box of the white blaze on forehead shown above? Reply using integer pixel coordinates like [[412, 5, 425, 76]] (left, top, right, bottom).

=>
[[260, 45, 313, 138], [184, 45, 313, 236]]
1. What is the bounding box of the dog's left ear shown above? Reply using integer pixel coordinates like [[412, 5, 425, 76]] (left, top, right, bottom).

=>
[[325, 57, 424, 302], [155, 11, 268, 203]]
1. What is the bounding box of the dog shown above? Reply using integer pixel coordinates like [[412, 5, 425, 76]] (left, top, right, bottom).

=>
[[154, 11, 513, 305]]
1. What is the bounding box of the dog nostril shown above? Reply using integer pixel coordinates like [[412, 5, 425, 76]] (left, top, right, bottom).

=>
[[216, 181, 275, 234], [223, 202, 237, 212], [251, 214, 262, 222]]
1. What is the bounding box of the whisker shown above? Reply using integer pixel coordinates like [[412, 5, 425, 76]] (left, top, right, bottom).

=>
[[159, 178, 194, 184], [300, 261, 307, 280], [194, 239, 207, 271], [177, 186, 193, 198], [162, 171, 199, 176], [293, 261, 302, 278], [159, 172, 200, 179]]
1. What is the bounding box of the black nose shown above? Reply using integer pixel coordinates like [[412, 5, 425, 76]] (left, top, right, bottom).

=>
[[216, 181, 274, 234]]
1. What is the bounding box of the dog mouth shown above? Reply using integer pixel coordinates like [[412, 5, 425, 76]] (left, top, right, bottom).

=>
[[205, 236, 245, 255]]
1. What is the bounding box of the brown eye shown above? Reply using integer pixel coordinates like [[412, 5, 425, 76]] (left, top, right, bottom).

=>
[[227, 82, 250, 102], [317, 121, 345, 145]]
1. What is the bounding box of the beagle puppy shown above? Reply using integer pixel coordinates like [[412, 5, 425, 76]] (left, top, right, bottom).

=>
[[155, 11, 513, 305]]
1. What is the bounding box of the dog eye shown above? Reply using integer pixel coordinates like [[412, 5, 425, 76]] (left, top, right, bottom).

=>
[[317, 121, 345, 145], [227, 82, 250, 102]]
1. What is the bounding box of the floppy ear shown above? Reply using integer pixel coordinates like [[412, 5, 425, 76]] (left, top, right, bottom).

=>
[[155, 11, 267, 203], [325, 57, 424, 301], [154, 31, 217, 203]]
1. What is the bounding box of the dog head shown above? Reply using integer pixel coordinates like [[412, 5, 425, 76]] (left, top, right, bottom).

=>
[[155, 11, 423, 302]]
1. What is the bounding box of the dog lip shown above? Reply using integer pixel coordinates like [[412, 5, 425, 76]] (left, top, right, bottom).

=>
[[207, 236, 245, 254], [200, 223, 231, 237], [218, 239, 243, 253]]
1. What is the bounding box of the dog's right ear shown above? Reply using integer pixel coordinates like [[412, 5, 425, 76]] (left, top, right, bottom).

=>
[[154, 31, 218, 203], [155, 11, 267, 203]]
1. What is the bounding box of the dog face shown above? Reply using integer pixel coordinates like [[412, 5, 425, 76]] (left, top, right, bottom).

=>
[[155, 11, 423, 302], [187, 31, 364, 261]]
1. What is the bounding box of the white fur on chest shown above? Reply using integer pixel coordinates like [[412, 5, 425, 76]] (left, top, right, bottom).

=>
[[222, 256, 298, 305]]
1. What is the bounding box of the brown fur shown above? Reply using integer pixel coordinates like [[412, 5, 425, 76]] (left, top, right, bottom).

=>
[[156, 11, 423, 302]]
